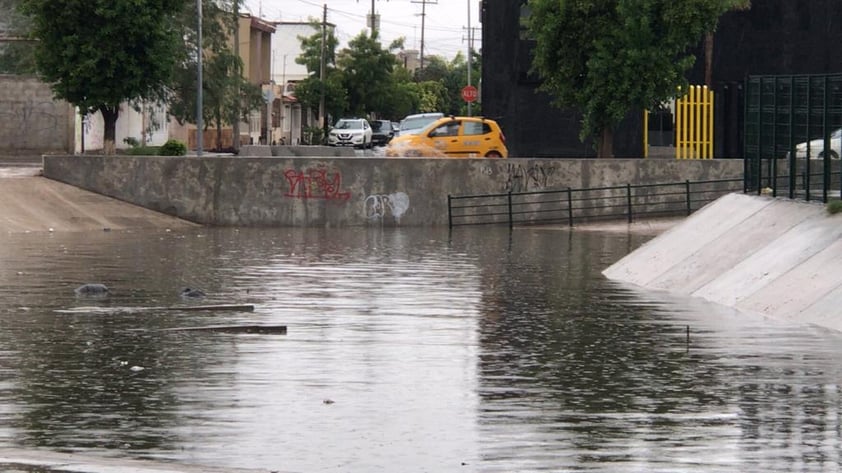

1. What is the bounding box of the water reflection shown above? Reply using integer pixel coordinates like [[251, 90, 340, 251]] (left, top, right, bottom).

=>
[[0, 226, 841, 472]]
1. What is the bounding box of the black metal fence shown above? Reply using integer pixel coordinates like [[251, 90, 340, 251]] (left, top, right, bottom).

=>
[[448, 178, 745, 228]]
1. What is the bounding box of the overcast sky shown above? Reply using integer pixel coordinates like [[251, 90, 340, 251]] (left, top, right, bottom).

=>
[[243, 0, 478, 59]]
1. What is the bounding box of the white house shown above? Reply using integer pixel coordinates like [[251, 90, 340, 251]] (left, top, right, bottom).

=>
[[270, 21, 326, 145], [75, 101, 169, 153]]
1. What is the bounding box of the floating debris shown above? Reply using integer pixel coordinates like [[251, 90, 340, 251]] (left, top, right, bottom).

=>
[[179, 287, 206, 299], [74, 283, 109, 297], [155, 324, 287, 335]]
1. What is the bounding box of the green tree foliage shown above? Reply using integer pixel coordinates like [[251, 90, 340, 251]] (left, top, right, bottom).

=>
[[169, 0, 266, 150], [337, 32, 402, 117], [442, 51, 482, 116], [168, 0, 263, 151], [293, 23, 481, 125], [0, 0, 36, 74], [293, 21, 346, 126], [337, 32, 401, 116], [528, 0, 742, 158], [295, 20, 339, 78], [21, 0, 183, 154]]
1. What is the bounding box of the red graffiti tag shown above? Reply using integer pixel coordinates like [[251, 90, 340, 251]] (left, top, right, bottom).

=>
[[283, 168, 351, 201]]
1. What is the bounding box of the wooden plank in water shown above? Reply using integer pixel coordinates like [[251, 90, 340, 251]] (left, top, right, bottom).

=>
[[165, 304, 255, 312], [162, 324, 287, 334]]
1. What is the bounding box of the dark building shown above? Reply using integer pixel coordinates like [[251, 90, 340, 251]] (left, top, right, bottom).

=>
[[480, 0, 842, 158], [479, 1, 633, 158]]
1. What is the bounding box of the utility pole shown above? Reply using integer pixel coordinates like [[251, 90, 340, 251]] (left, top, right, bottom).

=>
[[357, 0, 385, 37], [196, 0, 203, 157], [319, 4, 327, 135], [232, 0, 240, 153], [411, 0, 436, 71], [466, 0, 472, 116]]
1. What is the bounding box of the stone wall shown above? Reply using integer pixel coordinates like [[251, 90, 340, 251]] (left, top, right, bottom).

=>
[[0, 75, 74, 153], [42, 155, 744, 227]]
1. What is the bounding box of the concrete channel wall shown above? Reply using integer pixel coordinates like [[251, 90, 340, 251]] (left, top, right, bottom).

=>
[[42, 155, 744, 227], [603, 193, 842, 332]]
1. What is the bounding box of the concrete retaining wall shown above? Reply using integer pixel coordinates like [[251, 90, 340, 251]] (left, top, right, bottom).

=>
[[0, 75, 74, 153], [603, 193, 842, 331], [42, 154, 743, 227]]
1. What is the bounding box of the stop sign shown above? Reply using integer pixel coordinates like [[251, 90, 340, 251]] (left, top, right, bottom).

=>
[[461, 85, 478, 103]]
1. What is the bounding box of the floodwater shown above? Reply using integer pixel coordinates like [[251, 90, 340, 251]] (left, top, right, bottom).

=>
[[1, 225, 841, 472]]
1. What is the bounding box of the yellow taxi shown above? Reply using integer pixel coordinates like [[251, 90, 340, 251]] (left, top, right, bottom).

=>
[[386, 116, 508, 158]]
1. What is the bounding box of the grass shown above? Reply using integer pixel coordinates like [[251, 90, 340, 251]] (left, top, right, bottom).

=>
[[124, 146, 161, 155], [827, 200, 842, 215]]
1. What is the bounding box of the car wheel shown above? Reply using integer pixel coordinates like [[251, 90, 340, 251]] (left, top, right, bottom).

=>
[[485, 151, 503, 158]]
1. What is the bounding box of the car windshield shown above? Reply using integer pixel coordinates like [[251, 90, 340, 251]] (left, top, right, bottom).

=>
[[335, 120, 361, 130], [401, 116, 438, 132], [371, 121, 385, 131]]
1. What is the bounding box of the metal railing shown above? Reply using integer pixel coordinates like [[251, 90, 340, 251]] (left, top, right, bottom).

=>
[[746, 156, 842, 203], [448, 177, 745, 228]]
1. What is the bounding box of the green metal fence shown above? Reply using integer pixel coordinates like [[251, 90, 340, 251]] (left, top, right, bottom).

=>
[[744, 74, 842, 201]]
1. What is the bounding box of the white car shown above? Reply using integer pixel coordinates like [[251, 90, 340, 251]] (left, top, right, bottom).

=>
[[397, 112, 444, 137], [327, 118, 372, 148], [792, 128, 841, 159]]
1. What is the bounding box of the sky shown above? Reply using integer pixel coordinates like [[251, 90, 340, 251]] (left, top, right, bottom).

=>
[[243, 0, 478, 59]]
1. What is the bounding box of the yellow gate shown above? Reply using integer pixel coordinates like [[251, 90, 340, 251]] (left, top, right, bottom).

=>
[[674, 85, 714, 159]]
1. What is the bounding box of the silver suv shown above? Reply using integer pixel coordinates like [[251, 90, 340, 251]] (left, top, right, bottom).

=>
[[327, 118, 372, 148], [397, 112, 444, 137]]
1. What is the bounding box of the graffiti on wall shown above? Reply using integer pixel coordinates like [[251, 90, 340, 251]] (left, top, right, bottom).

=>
[[283, 167, 351, 201], [364, 192, 410, 223], [504, 162, 557, 192], [0, 99, 64, 150]]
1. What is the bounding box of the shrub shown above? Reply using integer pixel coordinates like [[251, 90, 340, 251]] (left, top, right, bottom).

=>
[[302, 126, 324, 145], [126, 146, 160, 155], [827, 200, 842, 215], [159, 139, 187, 156], [123, 136, 140, 147]]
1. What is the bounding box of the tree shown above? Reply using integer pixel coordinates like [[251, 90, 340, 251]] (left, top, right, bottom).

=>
[[337, 31, 402, 116], [168, 0, 263, 151], [0, 0, 36, 74], [21, 0, 183, 154], [294, 21, 346, 126], [528, 0, 743, 158]]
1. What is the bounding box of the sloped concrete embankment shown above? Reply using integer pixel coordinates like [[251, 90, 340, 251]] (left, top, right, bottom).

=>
[[603, 193, 842, 331]]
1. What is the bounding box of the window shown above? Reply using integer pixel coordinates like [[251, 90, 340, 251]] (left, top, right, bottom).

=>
[[463, 121, 490, 136], [431, 121, 460, 137]]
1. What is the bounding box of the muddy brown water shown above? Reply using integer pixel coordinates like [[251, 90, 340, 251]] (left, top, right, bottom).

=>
[[1, 225, 841, 472]]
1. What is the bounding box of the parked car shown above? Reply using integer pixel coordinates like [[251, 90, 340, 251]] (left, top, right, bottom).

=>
[[386, 116, 508, 158], [790, 128, 842, 159], [369, 119, 394, 146], [327, 118, 372, 148], [397, 112, 444, 137]]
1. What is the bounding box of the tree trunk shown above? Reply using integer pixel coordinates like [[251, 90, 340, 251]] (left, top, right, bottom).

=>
[[704, 32, 714, 87], [216, 115, 223, 151], [100, 105, 119, 155], [597, 127, 614, 158]]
